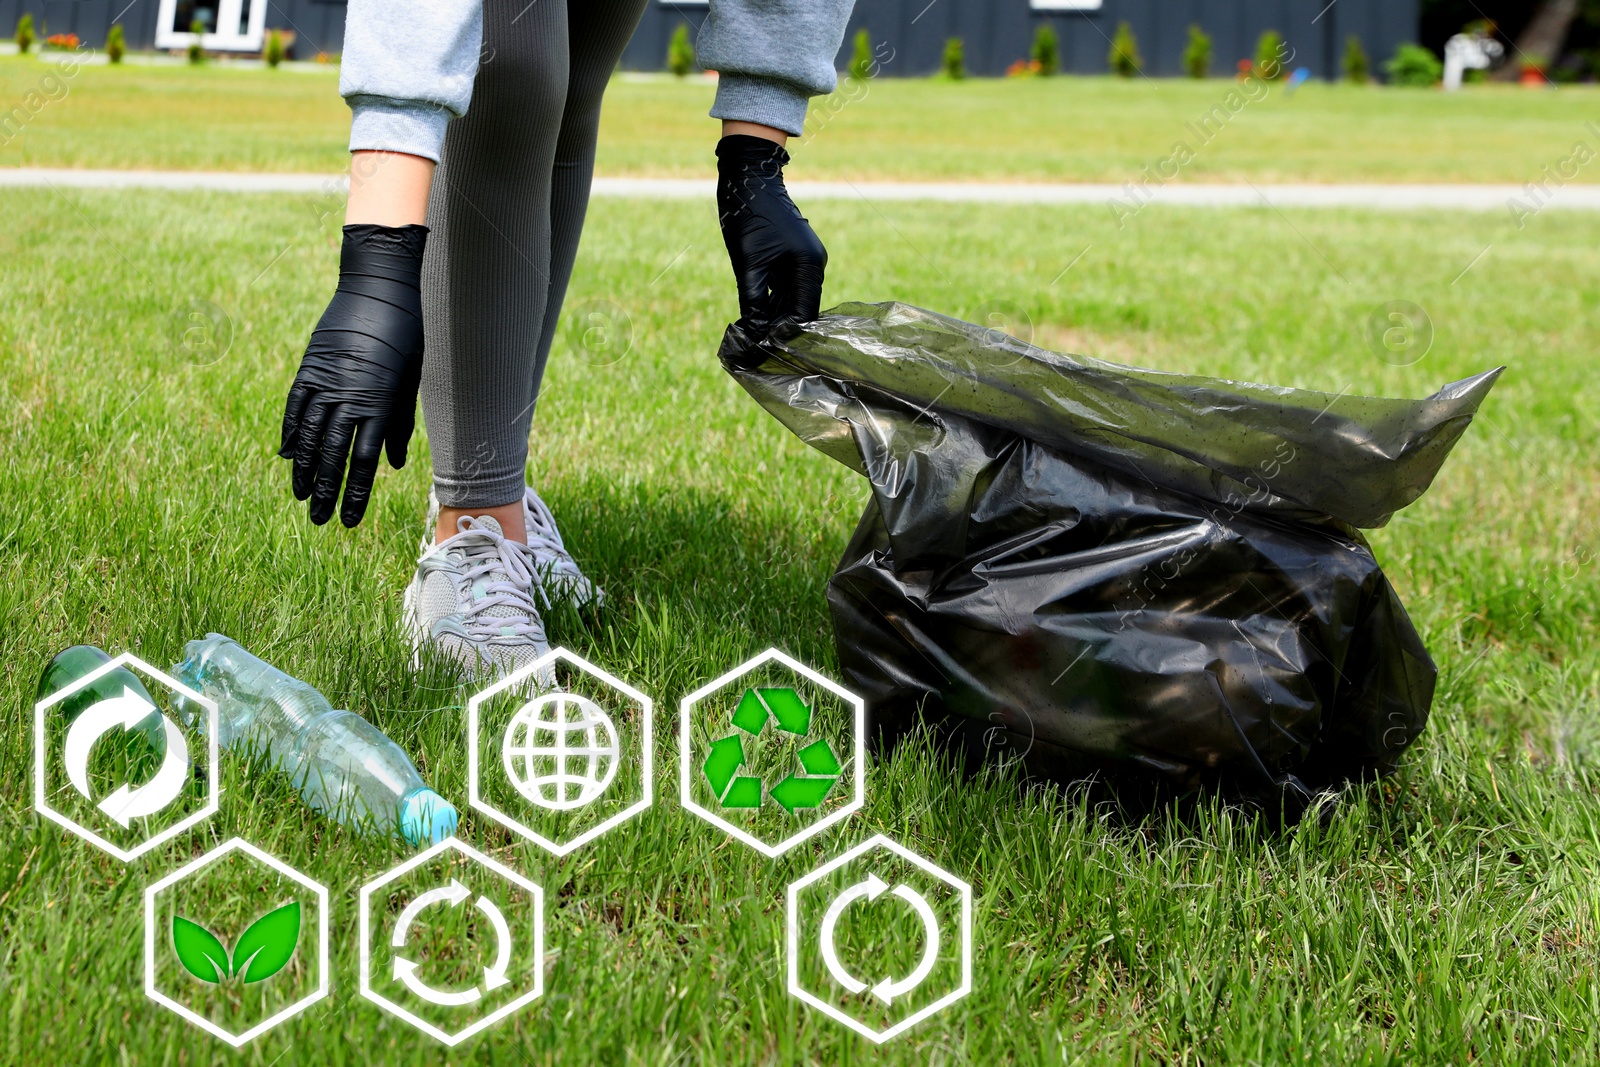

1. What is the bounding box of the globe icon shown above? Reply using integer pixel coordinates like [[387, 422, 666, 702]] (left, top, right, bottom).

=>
[[501, 693, 620, 811]]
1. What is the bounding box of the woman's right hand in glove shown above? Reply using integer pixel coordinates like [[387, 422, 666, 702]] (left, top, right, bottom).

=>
[[278, 223, 427, 528]]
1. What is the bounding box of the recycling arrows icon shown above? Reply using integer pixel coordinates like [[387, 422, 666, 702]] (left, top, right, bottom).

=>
[[358, 837, 546, 1046], [819, 874, 940, 1005], [63, 686, 189, 827], [701, 687, 841, 813], [680, 649, 866, 858], [390, 879, 513, 1007]]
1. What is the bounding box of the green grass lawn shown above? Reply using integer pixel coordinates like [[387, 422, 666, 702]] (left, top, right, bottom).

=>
[[0, 176, 1596, 1063], [3, 55, 1600, 183]]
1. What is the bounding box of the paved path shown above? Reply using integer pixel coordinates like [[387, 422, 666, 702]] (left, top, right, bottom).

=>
[[0, 167, 1587, 210]]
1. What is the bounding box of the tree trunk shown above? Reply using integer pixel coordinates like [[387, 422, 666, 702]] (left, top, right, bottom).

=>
[[1491, 0, 1580, 79]]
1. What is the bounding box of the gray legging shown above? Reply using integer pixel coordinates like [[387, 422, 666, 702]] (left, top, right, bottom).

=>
[[421, 0, 649, 508]]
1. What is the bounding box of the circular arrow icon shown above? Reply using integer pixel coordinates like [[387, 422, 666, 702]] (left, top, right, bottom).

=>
[[390, 879, 513, 1007], [63, 686, 189, 827], [819, 874, 941, 1005]]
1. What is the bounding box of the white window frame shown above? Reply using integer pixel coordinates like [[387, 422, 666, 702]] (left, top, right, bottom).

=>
[[1030, 0, 1103, 10], [154, 0, 268, 53]]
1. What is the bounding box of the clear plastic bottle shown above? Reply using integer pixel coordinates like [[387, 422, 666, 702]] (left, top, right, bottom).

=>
[[171, 633, 456, 846]]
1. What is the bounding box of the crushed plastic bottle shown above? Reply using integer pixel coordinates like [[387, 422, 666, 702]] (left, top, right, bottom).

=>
[[171, 633, 456, 846]]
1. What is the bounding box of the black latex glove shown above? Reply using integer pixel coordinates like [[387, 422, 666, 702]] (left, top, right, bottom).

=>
[[716, 134, 827, 362], [279, 223, 426, 528]]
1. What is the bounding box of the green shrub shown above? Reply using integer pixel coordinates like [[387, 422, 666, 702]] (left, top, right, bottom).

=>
[[106, 23, 125, 63], [941, 36, 965, 80], [1255, 29, 1286, 80], [849, 28, 873, 81], [188, 19, 205, 64], [15, 13, 33, 54], [1551, 58, 1583, 84], [264, 28, 285, 67], [1033, 24, 1060, 76], [1182, 24, 1211, 79], [1385, 43, 1442, 87], [1107, 21, 1140, 77], [666, 23, 693, 77], [1343, 34, 1370, 84]]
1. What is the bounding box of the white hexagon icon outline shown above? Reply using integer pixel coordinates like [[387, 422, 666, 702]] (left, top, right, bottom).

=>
[[466, 646, 653, 856], [679, 648, 865, 858], [359, 836, 546, 1047], [786, 834, 973, 1044], [34, 651, 219, 863], [143, 837, 331, 1047]]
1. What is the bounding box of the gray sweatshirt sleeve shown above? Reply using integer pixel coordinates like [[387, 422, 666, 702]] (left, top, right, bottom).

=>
[[340, 0, 483, 163], [338, 0, 853, 160], [697, 0, 856, 137]]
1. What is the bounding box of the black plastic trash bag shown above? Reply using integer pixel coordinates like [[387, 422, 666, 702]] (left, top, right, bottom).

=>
[[723, 302, 1500, 810]]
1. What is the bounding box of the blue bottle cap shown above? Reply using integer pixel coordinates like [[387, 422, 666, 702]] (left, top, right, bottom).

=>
[[399, 788, 458, 847]]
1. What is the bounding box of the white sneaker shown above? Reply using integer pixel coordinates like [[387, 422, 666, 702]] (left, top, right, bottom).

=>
[[520, 487, 603, 610], [403, 514, 554, 684], [421, 487, 603, 611]]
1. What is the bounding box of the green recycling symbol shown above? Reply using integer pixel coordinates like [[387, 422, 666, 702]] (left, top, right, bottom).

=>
[[701, 687, 842, 813]]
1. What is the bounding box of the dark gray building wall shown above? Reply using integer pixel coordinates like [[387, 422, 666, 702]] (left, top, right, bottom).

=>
[[262, 0, 348, 57], [0, 0, 347, 55], [0, 0, 1416, 78], [625, 0, 1420, 80]]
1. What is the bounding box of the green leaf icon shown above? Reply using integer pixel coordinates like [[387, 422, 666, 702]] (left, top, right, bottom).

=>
[[232, 901, 301, 984], [170, 902, 302, 985], [172, 915, 229, 984]]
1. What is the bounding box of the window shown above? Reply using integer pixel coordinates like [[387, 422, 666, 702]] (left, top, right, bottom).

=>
[[155, 0, 267, 52]]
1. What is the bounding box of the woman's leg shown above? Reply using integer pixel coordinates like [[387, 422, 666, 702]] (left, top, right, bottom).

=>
[[525, 0, 650, 403], [420, 0, 572, 515]]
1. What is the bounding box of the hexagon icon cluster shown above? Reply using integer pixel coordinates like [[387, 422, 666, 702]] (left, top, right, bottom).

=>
[[680, 648, 865, 857], [359, 836, 546, 1047], [467, 647, 653, 856], [787, 834, 973, 1043], [144, 838, 330, 1047], [29, 637, 985, 1049], [34, 652, 218, 863]]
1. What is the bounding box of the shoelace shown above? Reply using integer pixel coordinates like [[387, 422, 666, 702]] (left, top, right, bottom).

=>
[[444, 517, 545, 639], [522, 492, 581, 575], [521, 492, 591, 609]]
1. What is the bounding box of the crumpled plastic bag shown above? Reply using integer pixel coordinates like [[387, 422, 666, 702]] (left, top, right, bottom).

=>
[[723, 302, 1501, 810]]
